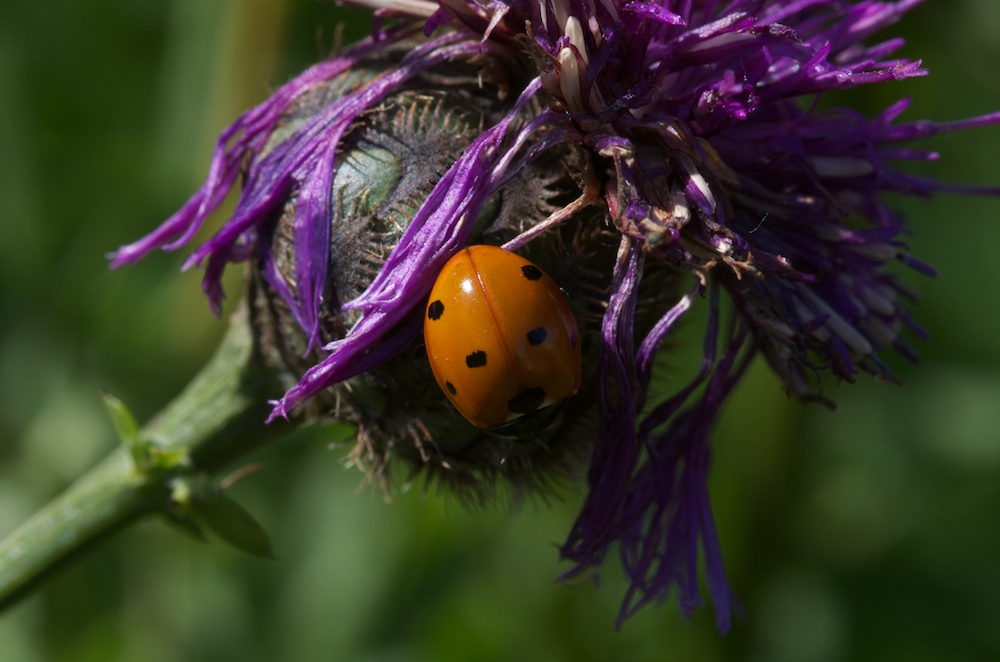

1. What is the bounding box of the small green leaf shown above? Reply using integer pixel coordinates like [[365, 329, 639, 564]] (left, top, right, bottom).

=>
[[196, 495, 275, 559], [162, 509, 207, 542], [103, 391, 139, 444], [102, 392, 145, 467]]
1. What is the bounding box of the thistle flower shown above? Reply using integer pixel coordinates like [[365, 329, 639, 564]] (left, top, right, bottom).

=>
[[110, 0, 1000, 630]]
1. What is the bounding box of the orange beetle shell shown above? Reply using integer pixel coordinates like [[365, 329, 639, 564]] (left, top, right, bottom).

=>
[[423, 245, 582, 431]]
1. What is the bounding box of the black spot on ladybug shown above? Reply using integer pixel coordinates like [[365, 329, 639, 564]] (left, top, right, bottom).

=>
[[570, 333, 577, 349], [445, 381, 457, 395], [526, 327, 547, 346], [466, 350, 487, 368], [521, 265, 542, 281], [508, 387, 545, 414], [427, 300, 444, 320]]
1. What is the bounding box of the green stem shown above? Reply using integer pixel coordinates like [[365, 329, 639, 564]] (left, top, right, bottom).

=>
[[0, 307, 282, 611], [0, 449, 162, 611]]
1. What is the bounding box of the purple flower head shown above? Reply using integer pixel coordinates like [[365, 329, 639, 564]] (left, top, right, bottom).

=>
[[111, 0, 1000, 630]]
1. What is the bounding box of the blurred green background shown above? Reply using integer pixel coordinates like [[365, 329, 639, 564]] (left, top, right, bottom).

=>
[[1, 1, 999, 660]]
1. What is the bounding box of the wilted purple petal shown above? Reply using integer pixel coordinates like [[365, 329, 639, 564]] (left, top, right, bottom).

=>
[[108, 29, 412, 269], [615, 315, 754, 631], [567, 237, 642, 553]]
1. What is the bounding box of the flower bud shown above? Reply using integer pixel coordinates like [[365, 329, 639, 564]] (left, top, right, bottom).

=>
[[246, 46, 615, 502]]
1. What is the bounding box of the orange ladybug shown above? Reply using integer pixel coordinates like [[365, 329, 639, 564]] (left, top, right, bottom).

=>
[[424, 245, 582, 435]]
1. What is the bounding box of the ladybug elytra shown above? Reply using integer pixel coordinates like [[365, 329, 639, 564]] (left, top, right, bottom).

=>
[[423, 245, 582, 435]]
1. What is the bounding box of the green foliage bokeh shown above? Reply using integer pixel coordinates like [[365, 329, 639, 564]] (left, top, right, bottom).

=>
[[1, 1, 998, 660]]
